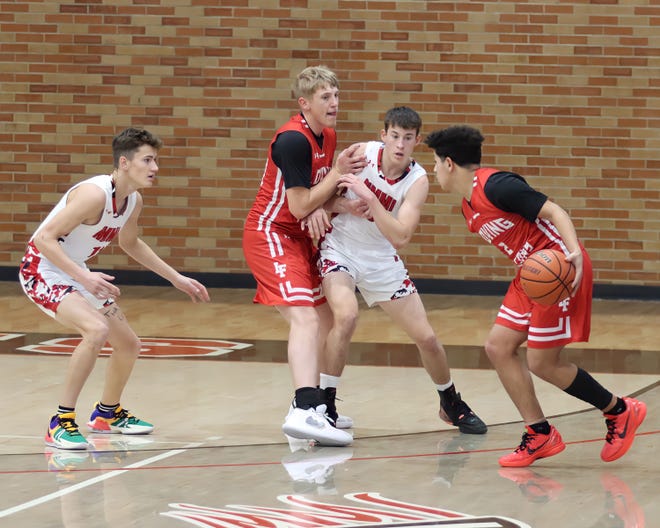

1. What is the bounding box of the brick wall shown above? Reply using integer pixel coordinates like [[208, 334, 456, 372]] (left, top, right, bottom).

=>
[[1, 0, 658, 286]]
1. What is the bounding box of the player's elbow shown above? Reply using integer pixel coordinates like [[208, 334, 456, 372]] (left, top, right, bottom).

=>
[[32, 230, 54, 253], [288, 206, 305, 221], [390, 234, 412, 250], [288, 203, 312, 221], [118, 236, 138, 255]]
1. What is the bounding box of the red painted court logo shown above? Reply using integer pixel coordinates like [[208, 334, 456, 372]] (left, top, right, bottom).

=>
[[161, 492, 530, 527], [17, 337, 252, 358]]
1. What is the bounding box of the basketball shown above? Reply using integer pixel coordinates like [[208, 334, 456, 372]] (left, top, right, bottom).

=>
[[519, 249, 576, 306]]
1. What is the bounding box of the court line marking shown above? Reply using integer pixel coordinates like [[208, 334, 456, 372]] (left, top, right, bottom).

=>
[[0, 442, 201, 519]]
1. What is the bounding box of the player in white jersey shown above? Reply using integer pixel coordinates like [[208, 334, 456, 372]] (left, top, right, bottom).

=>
[[19, 128, 210, 450], [318, 107, 486, 434]]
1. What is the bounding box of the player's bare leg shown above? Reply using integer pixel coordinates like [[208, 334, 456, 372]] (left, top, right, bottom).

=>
[[379, 293, 486, 434], [277, 304, 323, 388], [46, 293, 111, 449], [278, 303, 352, 446], [100, 304, 141, 404], [485, 324, 545, 423], [378, 294, 450, 383], [486, 324, 566, 466], [321, 271, 359, 378], [55, 293, 112, 408], [320, 272, 358, 429], [85, 303, 153, 436]]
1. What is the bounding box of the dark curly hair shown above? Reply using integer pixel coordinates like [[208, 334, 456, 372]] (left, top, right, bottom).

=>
[[423, 125, 484, 167]]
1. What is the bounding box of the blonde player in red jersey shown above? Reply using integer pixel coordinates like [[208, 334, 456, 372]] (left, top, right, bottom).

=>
[[424, 125, 646, 467], [19, 128, 210, 450], [242, 66, 366, 446]]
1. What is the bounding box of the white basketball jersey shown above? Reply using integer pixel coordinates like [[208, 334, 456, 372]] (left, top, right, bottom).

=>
[[31, 174, 138, 269], [322, 141, 427, 256]]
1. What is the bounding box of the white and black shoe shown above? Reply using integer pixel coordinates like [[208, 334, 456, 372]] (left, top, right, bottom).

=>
[[323, 387, 354, 429], [282, 404, 353, 447]]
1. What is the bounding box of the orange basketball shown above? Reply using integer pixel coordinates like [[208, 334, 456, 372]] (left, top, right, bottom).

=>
[[519, 249, 576, 306]]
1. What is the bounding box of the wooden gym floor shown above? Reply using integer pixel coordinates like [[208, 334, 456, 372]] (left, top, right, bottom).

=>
[[0, 281, 658, 528]]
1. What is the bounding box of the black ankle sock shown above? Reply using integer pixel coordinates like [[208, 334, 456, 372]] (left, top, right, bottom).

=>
[[606, 397, 626, 415], [529, 421, 551, 435], [294, 387, 322, 410], [57, 405, 75, 415]]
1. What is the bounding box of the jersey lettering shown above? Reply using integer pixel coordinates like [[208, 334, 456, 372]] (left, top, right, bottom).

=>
[[93, 226, 121, 243], [364, 179, 397, 211], [498, 242, 513, 256], [513, 241, 535, 265], [88, 246, 104, 259], [273, 261, 287, 278], [312, 165, 331, 186], [478, 218, 515, 244]]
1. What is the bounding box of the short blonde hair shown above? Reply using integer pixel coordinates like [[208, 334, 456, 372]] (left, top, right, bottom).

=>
[[293, 65, 339, 99]]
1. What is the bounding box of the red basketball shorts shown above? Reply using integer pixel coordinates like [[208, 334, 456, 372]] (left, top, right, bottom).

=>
[[495, 251, 593, 349], [242, 228, 324, 307]]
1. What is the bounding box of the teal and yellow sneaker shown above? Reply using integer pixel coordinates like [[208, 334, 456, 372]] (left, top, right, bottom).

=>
[[87, 403, 154, 435], [45, 412, 89, 450]]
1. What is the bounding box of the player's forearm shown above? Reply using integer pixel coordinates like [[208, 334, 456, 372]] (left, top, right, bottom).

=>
[[289, 169, 341, 219], [33, 235, 89, 283], [542, 203, 581, 254], [121, 238, 180, 283], [369, 206, 412, 249]]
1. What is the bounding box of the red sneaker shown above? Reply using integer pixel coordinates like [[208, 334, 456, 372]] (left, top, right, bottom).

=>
[[498, 425, 566, 467], [601, 397, 647, 462]]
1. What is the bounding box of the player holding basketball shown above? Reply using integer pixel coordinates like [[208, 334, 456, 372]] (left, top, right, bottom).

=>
[[318, 107, 487, 435], [242, 65, 366, 446], [19, 127, 210, 450], [424, 125, 646, 467]]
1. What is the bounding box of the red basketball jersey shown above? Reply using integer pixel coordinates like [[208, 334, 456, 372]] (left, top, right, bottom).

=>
[[462, 167, 573, 265], [244, 113, 336, 237]]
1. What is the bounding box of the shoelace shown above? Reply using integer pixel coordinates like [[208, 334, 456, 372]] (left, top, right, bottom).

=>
[[514, 431, 536, 453], [113, 407, 139, 424], [604, 416, 618, 444], [58, 417, 82, 436]]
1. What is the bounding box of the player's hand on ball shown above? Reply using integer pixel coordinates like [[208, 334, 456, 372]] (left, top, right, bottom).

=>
[[565, 249, 583, 294]]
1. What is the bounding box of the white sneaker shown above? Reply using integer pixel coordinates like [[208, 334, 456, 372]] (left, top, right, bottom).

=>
[[282, 405, 353, 447], [287, 401, 353, 429]]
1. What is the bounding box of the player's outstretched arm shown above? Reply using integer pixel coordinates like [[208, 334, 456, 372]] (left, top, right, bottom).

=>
[[118, 194, 210, 303]]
